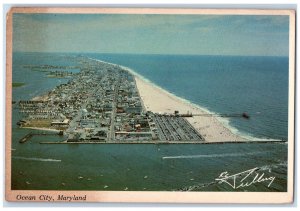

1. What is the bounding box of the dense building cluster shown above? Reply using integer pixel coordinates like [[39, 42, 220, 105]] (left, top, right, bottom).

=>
[[17, 57, 204, 143]]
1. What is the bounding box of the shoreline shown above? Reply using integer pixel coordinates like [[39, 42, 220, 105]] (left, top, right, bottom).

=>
[[91, 58, 248, 142], [105, 59, 283, 142]]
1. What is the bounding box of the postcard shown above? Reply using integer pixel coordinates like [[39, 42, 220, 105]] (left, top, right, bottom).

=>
[[5, 7, 295, 203]]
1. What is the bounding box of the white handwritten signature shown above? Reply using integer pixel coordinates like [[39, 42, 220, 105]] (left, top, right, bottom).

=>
[[215, 167, 276, 189]]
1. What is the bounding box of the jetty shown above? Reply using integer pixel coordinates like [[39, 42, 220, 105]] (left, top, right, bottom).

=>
[[19, 133, 34, 143], [39, 139, 286, 144], [19, 132, 63, 143]]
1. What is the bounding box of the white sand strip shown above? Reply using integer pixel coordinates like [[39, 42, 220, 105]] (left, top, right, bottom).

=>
[[134, 76, 247, 142]]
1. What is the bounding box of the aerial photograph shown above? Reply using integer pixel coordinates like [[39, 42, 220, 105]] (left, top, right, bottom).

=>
[[10, 12, 291, 192]]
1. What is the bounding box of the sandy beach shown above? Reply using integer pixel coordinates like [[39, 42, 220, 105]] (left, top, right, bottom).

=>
[[134, 76, 248, 142]]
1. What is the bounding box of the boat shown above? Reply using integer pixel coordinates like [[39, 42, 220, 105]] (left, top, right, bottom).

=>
[[242, 112, 250, 119]]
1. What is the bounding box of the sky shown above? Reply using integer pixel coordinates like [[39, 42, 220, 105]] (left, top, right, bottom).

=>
[[13, 13, 290, 56]]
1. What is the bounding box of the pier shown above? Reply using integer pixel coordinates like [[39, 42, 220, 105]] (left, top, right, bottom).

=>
[[158, 112, 250, 119], [18, 100, 46, 104]]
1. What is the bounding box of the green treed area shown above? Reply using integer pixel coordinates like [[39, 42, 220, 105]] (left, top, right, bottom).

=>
[[12, 82, 26, 88]]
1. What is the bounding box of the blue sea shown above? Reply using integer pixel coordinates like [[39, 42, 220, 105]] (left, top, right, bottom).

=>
[[11, 52, 289, 191]]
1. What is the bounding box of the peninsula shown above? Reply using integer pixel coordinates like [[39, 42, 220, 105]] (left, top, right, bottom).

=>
[[17, 57, 247, 144]]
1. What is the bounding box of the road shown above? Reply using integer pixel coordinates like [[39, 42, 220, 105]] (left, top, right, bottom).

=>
[[108, 80, 120, 141]]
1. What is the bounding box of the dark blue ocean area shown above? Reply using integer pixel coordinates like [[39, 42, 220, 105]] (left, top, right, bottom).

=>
[[11, 52, 288, 191]]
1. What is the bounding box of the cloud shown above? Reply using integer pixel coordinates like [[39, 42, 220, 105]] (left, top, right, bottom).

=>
[[13, 13, 289, 56]]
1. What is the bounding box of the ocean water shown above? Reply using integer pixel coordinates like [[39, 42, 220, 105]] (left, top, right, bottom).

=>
[[11, 52, 288, 191]]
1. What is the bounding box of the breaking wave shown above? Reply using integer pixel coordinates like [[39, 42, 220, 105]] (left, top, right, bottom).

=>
[[12, 156, 61, 162]]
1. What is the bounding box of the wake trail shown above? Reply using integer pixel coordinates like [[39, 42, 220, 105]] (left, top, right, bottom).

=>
[[12, 156, 61, 162]]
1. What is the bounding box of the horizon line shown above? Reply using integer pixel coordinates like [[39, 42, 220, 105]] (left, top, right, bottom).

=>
[[12, 51, 289, 58]]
